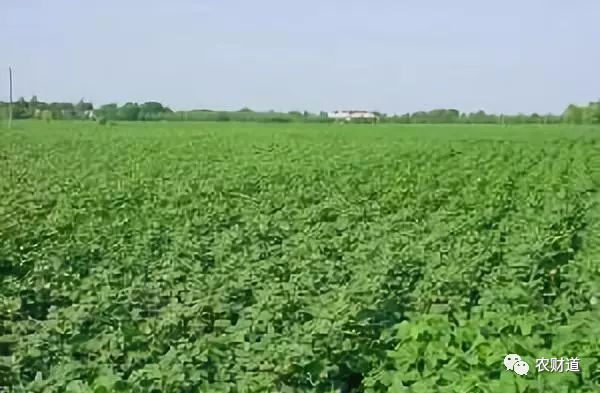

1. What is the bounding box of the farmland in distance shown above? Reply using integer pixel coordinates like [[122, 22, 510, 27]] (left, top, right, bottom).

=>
[[1, 121, 599, 392]]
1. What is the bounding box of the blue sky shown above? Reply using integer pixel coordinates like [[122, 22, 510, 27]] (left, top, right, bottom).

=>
[[2, 0, 599, 114]]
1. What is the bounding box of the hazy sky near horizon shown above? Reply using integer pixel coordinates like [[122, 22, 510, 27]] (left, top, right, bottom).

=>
[[2, 0, 599, 114]]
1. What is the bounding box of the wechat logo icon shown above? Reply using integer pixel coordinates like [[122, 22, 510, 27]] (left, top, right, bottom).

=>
[[504, 354, 530, 376]]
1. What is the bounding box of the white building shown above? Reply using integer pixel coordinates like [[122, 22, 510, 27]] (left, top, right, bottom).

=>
[[327, 110, 378, 122]]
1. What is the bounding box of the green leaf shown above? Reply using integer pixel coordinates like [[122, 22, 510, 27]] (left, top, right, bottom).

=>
[[214, 319, 231, 328]]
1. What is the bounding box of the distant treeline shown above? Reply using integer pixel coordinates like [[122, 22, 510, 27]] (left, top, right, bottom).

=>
[[1, 97, 599, 124], [0, 98, 171, 121], [0, 97, 94, 120], [165, 107, 329, 123]]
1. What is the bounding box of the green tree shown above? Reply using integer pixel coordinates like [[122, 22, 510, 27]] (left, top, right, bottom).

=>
[[29, 96, 39, 116], [0, 104, 7, 120], [140, 101, 165, 113], [563, 104, 583, 124], [216, 112, 231, 121], [468, 110, 497, 124], [75, 99, 93, 119], [97, 103, 118, 120], [138, 102, 168, 121], [410, 111, 428, 123], [582, 101, 600, 124], [13, 97, 31, 119], [47, 103, 76, 119], [426, 109, 460, 123], [117, 102, 140, 121], [398, 113, 411, 123]]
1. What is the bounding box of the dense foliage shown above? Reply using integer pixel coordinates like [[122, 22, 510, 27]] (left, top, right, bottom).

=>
[[1, 122, 599, 392]]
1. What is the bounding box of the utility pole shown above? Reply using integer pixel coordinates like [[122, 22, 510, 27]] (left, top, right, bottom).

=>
[[8, 67, 13, 129]]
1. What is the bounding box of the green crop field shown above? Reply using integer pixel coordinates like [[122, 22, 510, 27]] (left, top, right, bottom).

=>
[[1, 121, 599, 392]]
